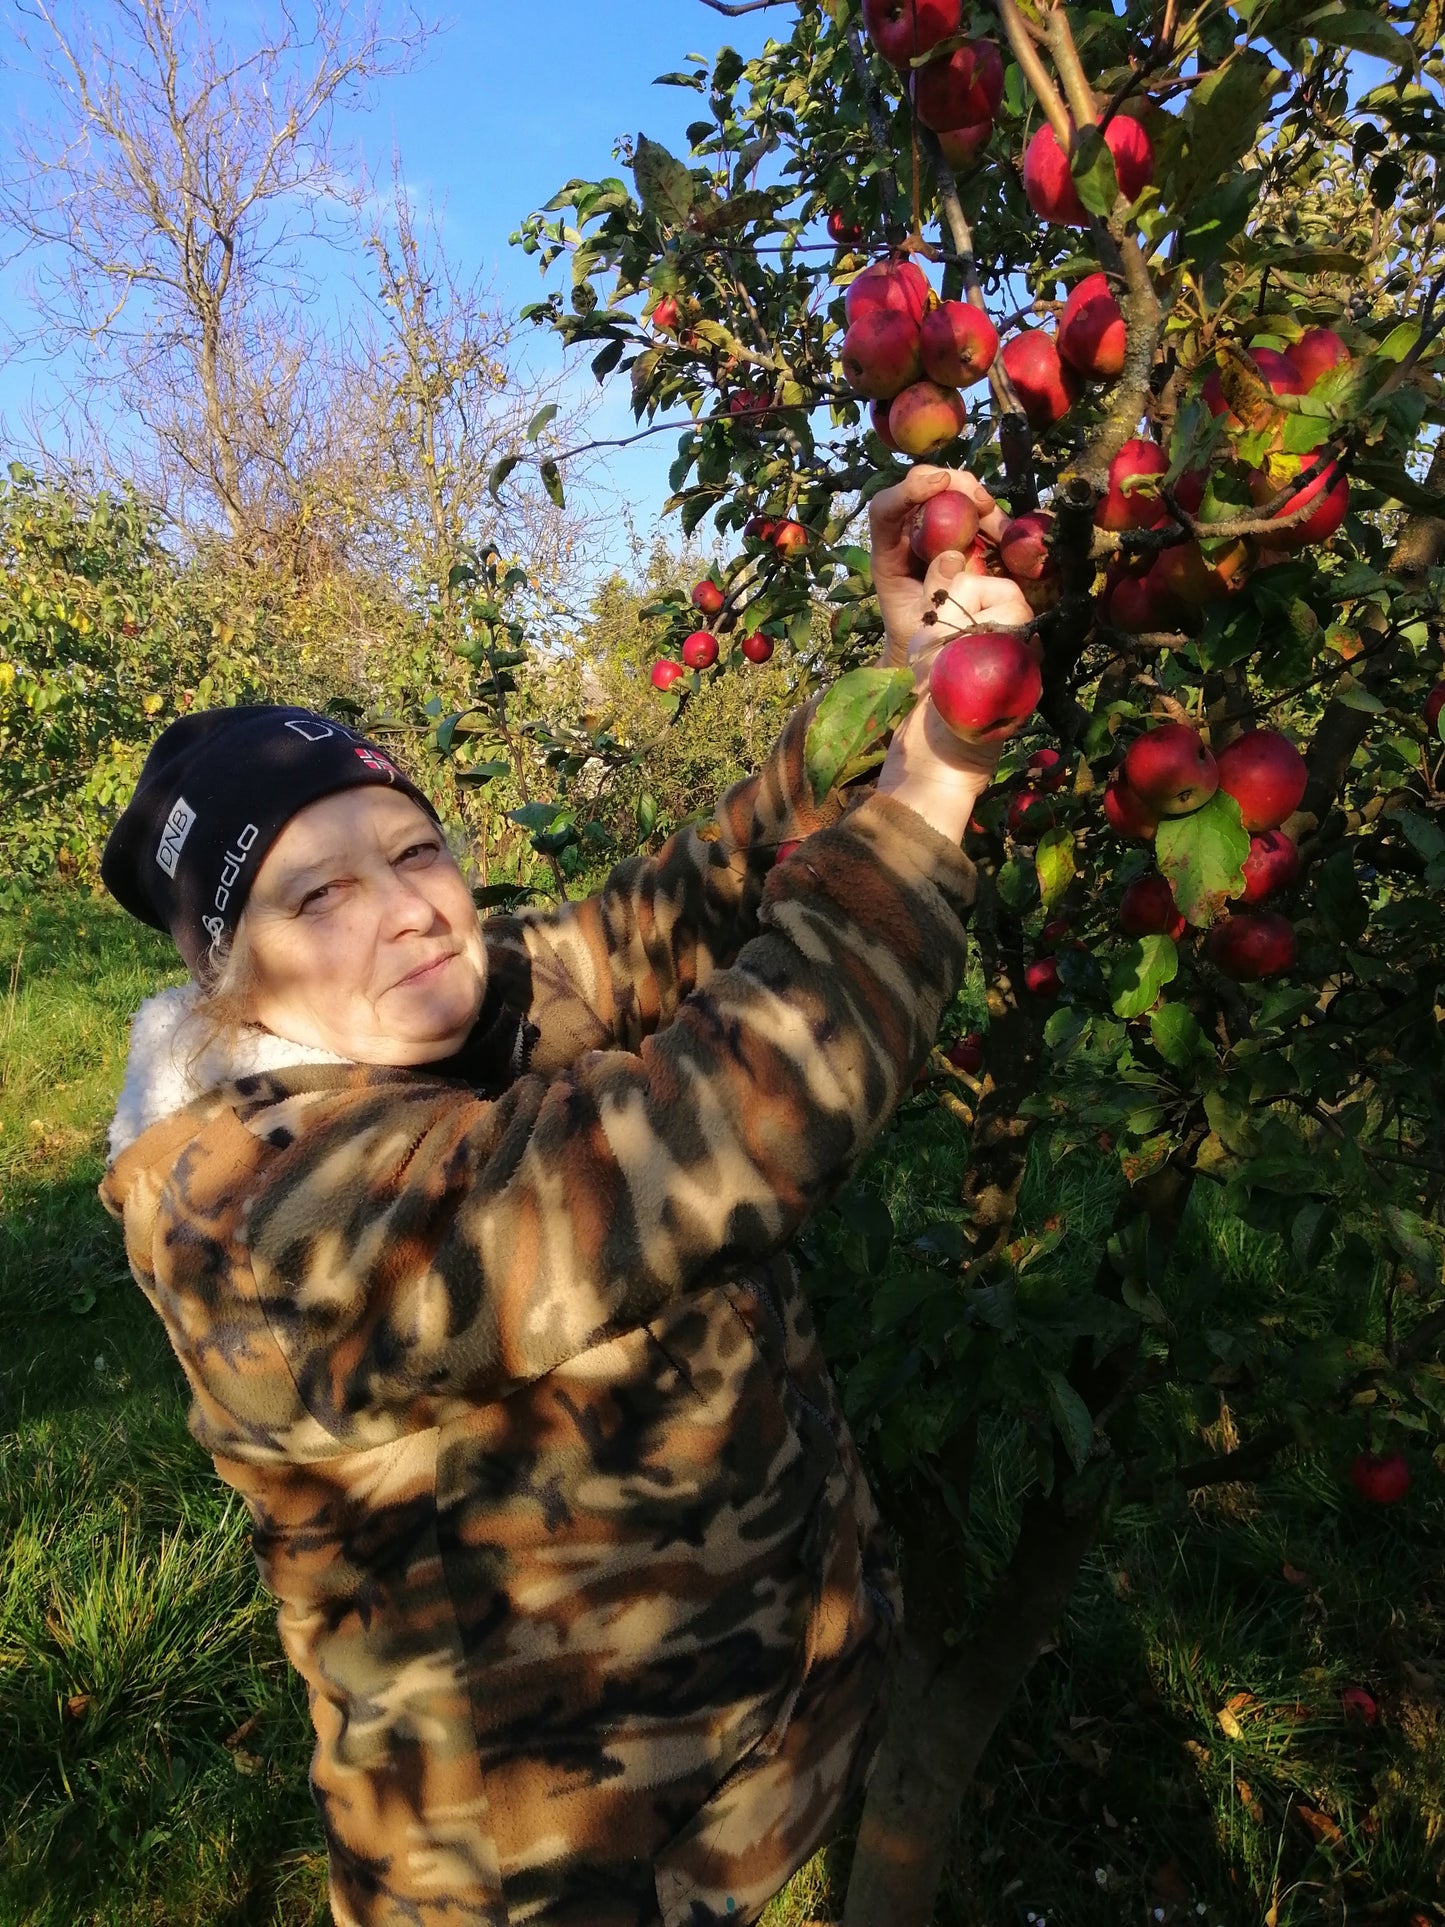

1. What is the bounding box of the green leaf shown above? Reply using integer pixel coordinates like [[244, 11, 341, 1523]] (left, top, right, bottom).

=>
[[636, 791, 658, 837], [632, 134, 696, 226], [508, 801, 567, 833], [472, 882, 539, 911], [1322, 9, 1417, 64], [526, 403, 559, 441], [539, 459, 566, 510], [487, 455, 521, 500], [1069, 124, 1119, 217], [456, 759, 510, 787], [1173, 52, 1282, 186], [804, 667, 915, 804], [997, 854, 1040, 913], [1156, 790, 1250, 926], [1035, 827, 1076, 910], [1316, 849, 1368, 943], [1150, 1002, 1207, 1069], [1043, 1370, 1095, 1473], [1109, 934, 1179, 1019]]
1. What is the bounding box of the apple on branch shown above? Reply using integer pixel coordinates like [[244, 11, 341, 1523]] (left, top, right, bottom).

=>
[[1214, 728, 1308, 831], [1123, 722, 1219, 817], [1059, 272, 1126, 380], [929, 631, 1042, 743], [1000, 331, 1080, 429]]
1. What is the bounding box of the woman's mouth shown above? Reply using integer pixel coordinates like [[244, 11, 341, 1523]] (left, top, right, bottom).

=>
[[394, 951, 456, 991]]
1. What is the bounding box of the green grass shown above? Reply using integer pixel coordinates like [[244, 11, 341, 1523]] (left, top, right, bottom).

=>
[[2, 889, 1442, 1927]]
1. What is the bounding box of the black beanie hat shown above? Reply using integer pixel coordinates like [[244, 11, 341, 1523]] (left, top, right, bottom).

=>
[[101, 705, 440, 975]]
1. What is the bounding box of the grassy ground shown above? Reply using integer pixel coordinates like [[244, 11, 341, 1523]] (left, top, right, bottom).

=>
[[1, 889, 1441, 1926]]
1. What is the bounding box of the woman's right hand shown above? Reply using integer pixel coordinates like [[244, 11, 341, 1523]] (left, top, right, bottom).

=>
[[875, 554, 1036, 846]]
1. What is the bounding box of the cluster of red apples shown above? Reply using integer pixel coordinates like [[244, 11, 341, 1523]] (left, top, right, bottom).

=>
[[862, 0, 1004, 171], [1104, 721, 1308, 981], [650, 575, 778, 691], [1103, 330, 1355, 633], [839, 256, 999, 458]]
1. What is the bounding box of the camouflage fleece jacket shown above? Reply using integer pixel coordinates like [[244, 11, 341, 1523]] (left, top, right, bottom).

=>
[[100, 701, 977, 1927]]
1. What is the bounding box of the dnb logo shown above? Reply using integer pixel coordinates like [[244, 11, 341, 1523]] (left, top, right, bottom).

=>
[[156, 796, 197, 878]]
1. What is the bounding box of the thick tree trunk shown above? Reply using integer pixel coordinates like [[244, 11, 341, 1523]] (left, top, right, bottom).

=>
[[844, 1484, 1102, 1927]]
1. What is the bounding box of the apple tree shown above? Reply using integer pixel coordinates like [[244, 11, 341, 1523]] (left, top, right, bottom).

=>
[[491, 3, 1445, 1919]]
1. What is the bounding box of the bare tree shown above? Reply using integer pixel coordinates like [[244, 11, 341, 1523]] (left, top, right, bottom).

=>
[[0, 0, 432, 557], [357, 161, 592, 613]]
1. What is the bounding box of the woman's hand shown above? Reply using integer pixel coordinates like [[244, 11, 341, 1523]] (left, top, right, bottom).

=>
[[875, 553, 1036, 847], [868, 464, 1010, 667]]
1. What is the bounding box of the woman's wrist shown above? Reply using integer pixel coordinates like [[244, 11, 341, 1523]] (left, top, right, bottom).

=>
[[875, 702, 998, 846]]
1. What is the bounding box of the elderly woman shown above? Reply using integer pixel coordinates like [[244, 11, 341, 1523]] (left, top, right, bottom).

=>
[[98, 469, 1029, 1927]]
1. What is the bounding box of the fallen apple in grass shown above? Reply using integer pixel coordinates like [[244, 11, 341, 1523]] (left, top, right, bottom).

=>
[[1350, 1449, 1410, 1505]]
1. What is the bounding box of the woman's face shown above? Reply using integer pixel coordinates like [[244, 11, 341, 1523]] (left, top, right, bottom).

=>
[[240, 787, 488, 1065]]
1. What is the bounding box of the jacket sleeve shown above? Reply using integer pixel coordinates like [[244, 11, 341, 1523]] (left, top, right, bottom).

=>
[[480, 695, 848, 1073], [238, 794, 977, 1446]]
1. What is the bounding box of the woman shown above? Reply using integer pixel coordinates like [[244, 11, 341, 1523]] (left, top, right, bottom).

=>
[[99, 468, 1029, 1927]]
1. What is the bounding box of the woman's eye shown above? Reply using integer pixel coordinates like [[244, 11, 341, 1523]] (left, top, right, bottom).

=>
[[299, 884, 336, 911], [396, 841, 439, 866]]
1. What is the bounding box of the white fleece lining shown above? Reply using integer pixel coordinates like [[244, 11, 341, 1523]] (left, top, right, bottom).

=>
[[107, 984, 351, 1161]]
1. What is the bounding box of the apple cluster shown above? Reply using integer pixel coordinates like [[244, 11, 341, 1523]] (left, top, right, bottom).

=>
[[1104, 722, 1308, 980], [861, 0, 1003, 167], [1104, 330, 1354, 633], [839, 257, 998, 458], [649, 574, 777, 689]]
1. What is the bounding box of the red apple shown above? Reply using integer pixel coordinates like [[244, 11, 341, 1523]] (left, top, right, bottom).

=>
[[771, 520, 809, 557], [652, 294, 680, 334], [743, 515, 777, 543], [1000, 331, 1081, 429], [1350, 1449, 1410, 1505], [1022, 116, 1154, 228], [998, 510, 1056, 583], [1287, 327, 1349, 391], [1008, 789, 1055, 838], [936, 118, 994, 170], [1025, 954, 1061, 998], [914, 38, 1004, 131], [691, 579, 724, 615], [1207, 910, 1297, 980], [862, 0, 962, 68], [1059, 272, 1126, 380], [919, 299, 999, 387], [1214, 729, 1307, 832], [1104, 114, 1155, 201], [1239, 829, 1300, 903], [1201, 347, 1305, 426], [1028, 746, 1069, 792], [1103, 771, 1159, 841], [682, 631, 719, 670], [1425, 681, 1445, 735], [930, 631, 1043, 742], [827, 209, 865, 246], [1247, 460, 1350, 551], [1107, 566, 1186, 636], [1341, 1687, 1378, 1726], [1095, 439, 1170, 532], [869, 398, 903, 452], [841, 309, 924, 400], [1124, 723, 1219, 817], [1040, 916, 1071, 948], [651, 657, 684, 691], [775, 837, 802, 864], [844, 258, 932, 327], [888, 379, 968, 456], [740, 632, 774, 663], [947, 1033, 984, 1075], [1119, 872, 1186, 939], [911, 490, 981, 564], [1152, 536, 1252, 605]]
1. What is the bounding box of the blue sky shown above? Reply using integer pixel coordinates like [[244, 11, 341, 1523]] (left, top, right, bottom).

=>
[[0, 1, 776, 577]]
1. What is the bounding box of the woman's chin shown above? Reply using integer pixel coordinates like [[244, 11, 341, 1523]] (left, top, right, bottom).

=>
[[380, 963, 485, 1058]]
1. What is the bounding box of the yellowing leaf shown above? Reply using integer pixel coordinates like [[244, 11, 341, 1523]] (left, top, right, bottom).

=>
[[1217, 1706, 1245, 1741]]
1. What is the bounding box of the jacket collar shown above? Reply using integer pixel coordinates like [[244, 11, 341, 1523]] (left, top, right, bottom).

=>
[[106, 984, 351, 1162]]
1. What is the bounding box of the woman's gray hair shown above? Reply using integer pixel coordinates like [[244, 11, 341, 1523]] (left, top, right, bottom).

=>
[[178, 915, 261, 1066]]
